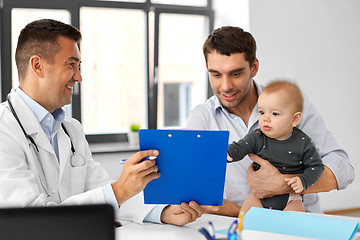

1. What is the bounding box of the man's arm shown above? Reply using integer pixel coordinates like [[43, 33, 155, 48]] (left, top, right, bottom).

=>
[[201, 199, 241, 217], [247, 154, 337, 199], [298, 95, 354, 190], [303, 166, 337, 194]]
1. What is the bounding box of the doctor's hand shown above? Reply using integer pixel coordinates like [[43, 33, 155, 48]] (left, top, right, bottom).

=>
[[112, 150, 160, 206], [161, 201, 203, 226], [247, 153, 294, 199]]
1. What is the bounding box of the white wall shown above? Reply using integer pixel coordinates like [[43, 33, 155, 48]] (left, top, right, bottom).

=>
[[213, 0, 250, 30], [213, 0, 359, 211]]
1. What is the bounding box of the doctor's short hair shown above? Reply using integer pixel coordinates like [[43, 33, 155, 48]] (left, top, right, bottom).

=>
[[15, 19, 81, 80], [261, 80, 304, 112], [203, 26, 257, 66]]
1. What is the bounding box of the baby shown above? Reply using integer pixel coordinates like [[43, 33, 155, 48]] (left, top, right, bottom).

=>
[[228, 80, 324, 214]]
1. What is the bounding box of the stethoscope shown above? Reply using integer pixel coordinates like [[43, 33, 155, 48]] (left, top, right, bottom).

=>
[[6, 95, 84, 167]]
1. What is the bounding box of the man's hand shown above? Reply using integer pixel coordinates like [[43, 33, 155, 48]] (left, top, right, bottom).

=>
[[202, 199, 241, 217], [247, 153, 294, 199], [112, 150, 160, 206], [161, 201, 203, 226]]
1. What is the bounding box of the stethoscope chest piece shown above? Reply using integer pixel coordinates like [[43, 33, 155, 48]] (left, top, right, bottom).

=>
[[70, 153, 85, 167]]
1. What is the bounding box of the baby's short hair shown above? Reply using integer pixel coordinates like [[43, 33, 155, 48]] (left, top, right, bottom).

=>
[[262, 80, 304, 112]]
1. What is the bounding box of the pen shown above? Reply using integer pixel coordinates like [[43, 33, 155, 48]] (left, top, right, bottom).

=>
[[236, 211, 244, 240], [237, 211, 244, 232], [206, 221, 216, 240], [199, 221, 216, 240], [199, 227, 214, 240], [227, 219, 238, 240], [120, 156, 157, 164]]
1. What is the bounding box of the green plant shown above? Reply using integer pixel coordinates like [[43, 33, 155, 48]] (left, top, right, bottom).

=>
[[130, 123, 141, 132]]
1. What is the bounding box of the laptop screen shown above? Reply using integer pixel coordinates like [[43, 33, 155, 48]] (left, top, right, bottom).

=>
[[0, 204, 115, 240]]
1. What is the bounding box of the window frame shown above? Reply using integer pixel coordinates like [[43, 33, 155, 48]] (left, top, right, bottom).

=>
[[0, 0, 214, 148]]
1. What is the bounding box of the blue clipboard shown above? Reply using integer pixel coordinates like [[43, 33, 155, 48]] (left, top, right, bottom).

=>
[[139, 129, 229, 206]]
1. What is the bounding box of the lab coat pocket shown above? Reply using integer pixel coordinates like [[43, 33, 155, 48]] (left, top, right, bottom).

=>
[[70, 163, 87, 195]]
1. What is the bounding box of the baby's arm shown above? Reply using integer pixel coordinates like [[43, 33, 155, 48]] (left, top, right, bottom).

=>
[[228, 130, 260, 162], [298, 138, 324, 191], [285, 177, 304, 193]]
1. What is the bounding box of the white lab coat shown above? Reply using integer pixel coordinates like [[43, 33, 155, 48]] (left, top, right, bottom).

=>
[[0, 90, 154, 223]]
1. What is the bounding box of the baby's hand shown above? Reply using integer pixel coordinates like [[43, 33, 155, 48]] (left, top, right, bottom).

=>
[[227, 153, 233, 162], [285, 177, 304, 193]]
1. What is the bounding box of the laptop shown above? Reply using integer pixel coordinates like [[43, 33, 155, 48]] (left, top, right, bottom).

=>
[[0, 204, 115, 240]]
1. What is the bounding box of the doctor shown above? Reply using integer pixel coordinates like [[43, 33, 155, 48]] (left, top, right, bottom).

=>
[[0, 19, 203, 225]]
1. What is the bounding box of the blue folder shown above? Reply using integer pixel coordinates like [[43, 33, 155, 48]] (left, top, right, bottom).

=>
[[139, 129, 229, 205]]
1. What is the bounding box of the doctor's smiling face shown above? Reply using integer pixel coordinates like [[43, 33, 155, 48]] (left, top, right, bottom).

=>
[[27, 35, 82, 113], [15, 19, 82, 113], [38, 35, 82, 113]]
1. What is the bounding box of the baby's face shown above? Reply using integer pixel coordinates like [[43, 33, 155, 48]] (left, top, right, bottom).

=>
[[257, 91, 298, 140]]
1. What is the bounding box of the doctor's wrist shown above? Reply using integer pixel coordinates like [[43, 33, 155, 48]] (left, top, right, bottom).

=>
[[111, 182, 130, 206]]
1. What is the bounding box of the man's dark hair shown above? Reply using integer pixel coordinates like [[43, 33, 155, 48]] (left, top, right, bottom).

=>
[[203, 26, 257, 65], [15, 19, 82, 80]]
